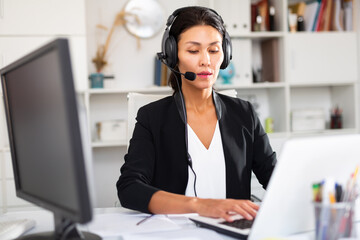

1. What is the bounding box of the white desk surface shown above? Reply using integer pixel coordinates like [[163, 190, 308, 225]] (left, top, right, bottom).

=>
[[0, 207, 355, 240]]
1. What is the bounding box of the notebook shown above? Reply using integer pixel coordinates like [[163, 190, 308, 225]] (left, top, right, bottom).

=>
[[189, 134, 360, 239]]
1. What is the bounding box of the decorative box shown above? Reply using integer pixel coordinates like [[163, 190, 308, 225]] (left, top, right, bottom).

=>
[[292, 109, 325, 132], [96, 120, 127, 141]]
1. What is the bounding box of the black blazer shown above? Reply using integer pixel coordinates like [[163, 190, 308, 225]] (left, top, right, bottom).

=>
[[117, 92, 277, 213]]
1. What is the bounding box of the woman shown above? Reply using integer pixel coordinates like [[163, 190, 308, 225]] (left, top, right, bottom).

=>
[[116, 6, 277, 222]]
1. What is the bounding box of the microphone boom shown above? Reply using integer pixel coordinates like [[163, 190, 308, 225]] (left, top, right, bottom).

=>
[[157, 52, 196, 81]]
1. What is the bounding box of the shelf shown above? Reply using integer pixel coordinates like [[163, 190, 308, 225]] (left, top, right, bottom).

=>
[[0, 147, 10, 152], [290, 128, 358, 137], [289, 81, 356, 88], [83, 83, 287, 95], [285, 31, 357, 36], [216, 82, 286, 89], [267, 132, 288, 138], [86, 86, 172, 95], [92, 141, 127, 148], [231, 31, 285, 39]]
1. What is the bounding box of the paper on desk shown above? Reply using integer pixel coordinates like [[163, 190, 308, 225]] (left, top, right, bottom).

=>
[[85, 213, 181, 237], [121, 228, 225, 240]]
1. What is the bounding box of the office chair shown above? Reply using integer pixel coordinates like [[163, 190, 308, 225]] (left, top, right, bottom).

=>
[[127, 92, 171, 146], [126, 89, 237, 146]]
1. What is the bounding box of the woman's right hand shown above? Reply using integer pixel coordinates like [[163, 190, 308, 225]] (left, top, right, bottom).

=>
[[148, 191, 259, 222], [191, 198, 259, 222]]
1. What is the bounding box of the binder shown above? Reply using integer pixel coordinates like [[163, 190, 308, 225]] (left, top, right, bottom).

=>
[[261, 39, 279, 82], [154, 57, 162, 86]]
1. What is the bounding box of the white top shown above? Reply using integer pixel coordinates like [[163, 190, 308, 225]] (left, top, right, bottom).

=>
[[185, 121, 226, 199]]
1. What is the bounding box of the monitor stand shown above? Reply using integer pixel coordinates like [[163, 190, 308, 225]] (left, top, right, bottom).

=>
[[16, 215, 101, 240]]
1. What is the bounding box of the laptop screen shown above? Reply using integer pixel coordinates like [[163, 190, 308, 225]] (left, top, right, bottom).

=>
[[249, 134, 360, 239]]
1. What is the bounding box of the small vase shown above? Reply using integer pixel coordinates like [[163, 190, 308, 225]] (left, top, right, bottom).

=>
[[219, 62, 235, 85], [89, 73, 104, 88]]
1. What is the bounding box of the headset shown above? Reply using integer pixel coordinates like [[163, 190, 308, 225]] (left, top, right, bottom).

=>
[[158, 6, 232, 71]]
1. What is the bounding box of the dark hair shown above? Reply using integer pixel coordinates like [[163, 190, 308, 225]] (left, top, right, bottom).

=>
[[167, 6, 226, 93]]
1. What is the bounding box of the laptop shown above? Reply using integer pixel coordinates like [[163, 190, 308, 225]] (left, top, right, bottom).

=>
[[189, 134, 360, 239]]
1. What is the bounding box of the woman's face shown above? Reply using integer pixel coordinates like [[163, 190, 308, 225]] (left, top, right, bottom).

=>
[[177, 25, 224, 90]]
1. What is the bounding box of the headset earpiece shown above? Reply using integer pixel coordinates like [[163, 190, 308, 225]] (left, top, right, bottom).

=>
[[220, 30, 232, 69], [164, 34, 178, 69]]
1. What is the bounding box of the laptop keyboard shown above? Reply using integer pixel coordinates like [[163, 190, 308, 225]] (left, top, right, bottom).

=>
[[220, 218, 254, 230]]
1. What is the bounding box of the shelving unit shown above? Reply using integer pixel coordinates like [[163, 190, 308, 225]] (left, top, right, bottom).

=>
[[85, 1, 359, 148]]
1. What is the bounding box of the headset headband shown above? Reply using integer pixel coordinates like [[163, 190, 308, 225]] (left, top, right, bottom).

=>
[[166, 7, 224, 29]]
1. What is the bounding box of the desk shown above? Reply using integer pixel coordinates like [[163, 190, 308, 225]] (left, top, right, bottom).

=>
[[1, 207, 234, 240], [1, 207, 358, 240]]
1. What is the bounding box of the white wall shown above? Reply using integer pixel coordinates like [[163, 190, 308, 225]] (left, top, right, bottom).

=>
[[0, 0, 88, 212], [357, 1, 360, 131], [85, 0, 198, 89]]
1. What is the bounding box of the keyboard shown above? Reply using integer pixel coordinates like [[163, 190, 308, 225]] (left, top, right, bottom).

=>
[[0, 219, 36, 239], [220, 218, 254, 230]]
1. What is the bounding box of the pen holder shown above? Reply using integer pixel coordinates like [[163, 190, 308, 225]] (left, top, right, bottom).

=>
[[313, 201, 356, 240], [330, 114, 342, 129]]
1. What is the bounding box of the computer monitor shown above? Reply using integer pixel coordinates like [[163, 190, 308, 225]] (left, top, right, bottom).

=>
[[0, 38, 100, 240]]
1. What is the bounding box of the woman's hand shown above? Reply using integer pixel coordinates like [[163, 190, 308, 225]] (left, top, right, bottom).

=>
[[192, 198, 259, 222], [148, 191, 258, 222]]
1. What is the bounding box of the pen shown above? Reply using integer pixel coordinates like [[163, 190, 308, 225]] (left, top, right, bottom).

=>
[[335, 183, 342, 202], [343, 165, 359, 202], [136, 214, 154, 226], [312, 183, 320, 202], [329, 193, 336, 204], [322, 178, 335, 204]]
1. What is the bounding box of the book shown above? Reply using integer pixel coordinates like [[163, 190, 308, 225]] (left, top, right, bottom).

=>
[[160, 61, 168, 86], [312, 0, 322, 31], [332, 0, 344, 31], [316, 0, 330, 31], [343, 0, 353, 31], [322, 0, 333, 31], [258, 0, 269, 31], [303, 0, 320, 31], [261, 39, 279, 82], [315, 0, 327, 31], [251, 0, 269, 31], [269, 5, 276, 31], [352, 0, 356, 30], [251, 4, 257, 31], [154, 57, 162, 86], [154, 57, 169, 86]]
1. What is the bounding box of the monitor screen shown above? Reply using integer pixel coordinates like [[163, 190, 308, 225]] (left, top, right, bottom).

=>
[[0, 38, 100, 240]]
